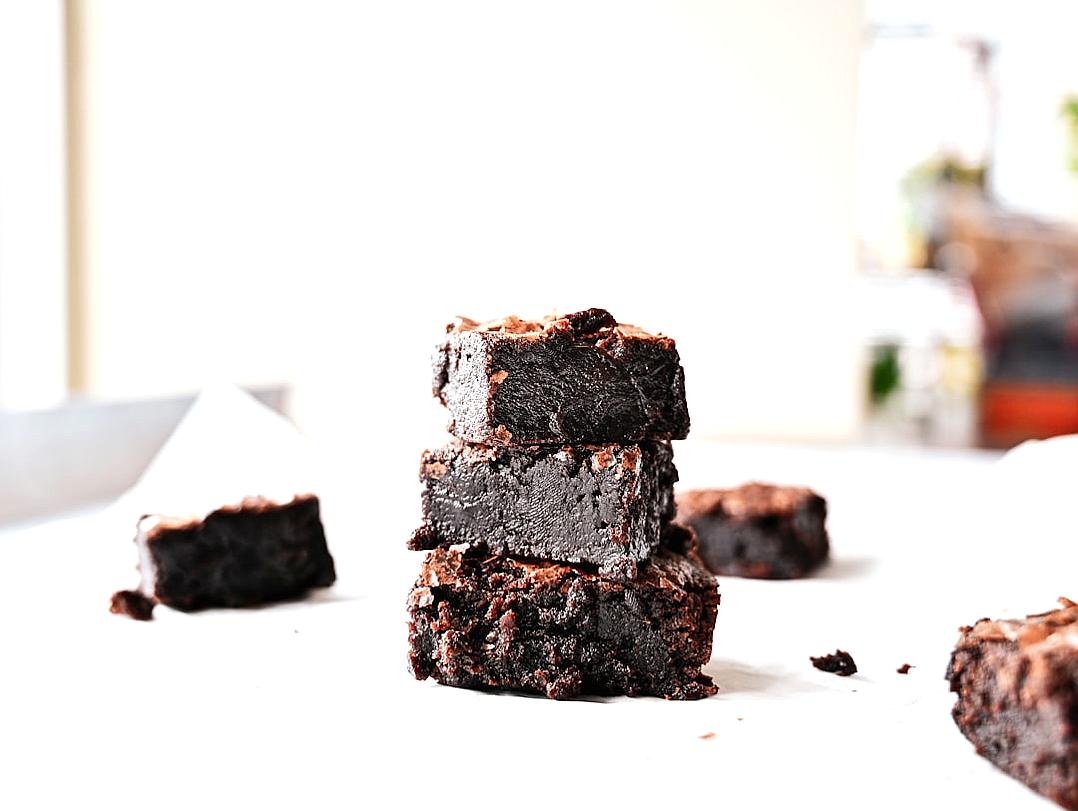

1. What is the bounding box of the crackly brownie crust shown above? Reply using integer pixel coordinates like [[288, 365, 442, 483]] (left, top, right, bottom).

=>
[[110, 494, 336, 619], [676, 483, 829, 579], [432, 308, 690, 446], [407, 539, 718, 700], [947, 599, 1078, 809], [409, 439, 677, 578]]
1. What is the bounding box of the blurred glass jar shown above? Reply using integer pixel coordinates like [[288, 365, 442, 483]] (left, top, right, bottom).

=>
[[860, 270, 984, 446]]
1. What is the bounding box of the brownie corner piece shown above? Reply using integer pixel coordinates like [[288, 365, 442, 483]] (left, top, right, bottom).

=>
[[111, 493, 336, 617], [411, 438, 677, 578], [431, 308, 690, 445], [407, 542, 718, 700], [676, 482, 829, 579], [947, 598, 1078, 809]]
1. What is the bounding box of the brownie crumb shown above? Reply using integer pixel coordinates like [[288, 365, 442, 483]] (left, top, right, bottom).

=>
[[811, 649, 857, 676], [110, 589, 156, 621], [897, 663, 914, 674], [407, 524, 437, 551], [699, 732, 716, 740]]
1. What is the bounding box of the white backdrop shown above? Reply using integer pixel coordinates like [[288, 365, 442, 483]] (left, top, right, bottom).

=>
[[71, 0, 864, 447], [0, 1, 66, 409]]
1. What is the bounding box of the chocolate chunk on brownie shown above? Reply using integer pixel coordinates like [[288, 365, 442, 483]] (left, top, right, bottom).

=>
[[110, 494, 336, 620], [432, 308, 690, 446], [676, 483, 829, 579], [947, 599, 1078, 809], [409, 439, 677, 578], [407, 539, 718, 700]]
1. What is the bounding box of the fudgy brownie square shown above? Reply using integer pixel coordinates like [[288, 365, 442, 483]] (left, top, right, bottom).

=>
[[407, 538, 718, 700], [432, 308, 690, 446], [110, 494, 336, 620], [408, 438, 677, 578], [676, 483, 829, 579], [947, 599, 1078, 809]]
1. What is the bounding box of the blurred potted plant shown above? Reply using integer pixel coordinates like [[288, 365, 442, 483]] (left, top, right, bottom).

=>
[[1066, 96, 1078, 221], [1064, 96, 1078, 176]]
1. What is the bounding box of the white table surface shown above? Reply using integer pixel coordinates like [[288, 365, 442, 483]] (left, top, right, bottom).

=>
[[2, 438, 1072, 811]]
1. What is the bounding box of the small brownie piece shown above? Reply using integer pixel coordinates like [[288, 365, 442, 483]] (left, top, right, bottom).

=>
[[432, 308, 690, 446], [676, 483, 829, 579], [110, 494, 336, 620], [407, 539, 718, 700], [947, 599, 1078, 809], [409, 439, 677, 578]]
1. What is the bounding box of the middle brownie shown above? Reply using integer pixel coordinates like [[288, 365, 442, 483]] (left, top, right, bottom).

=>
[[408, 438, 677, 578]]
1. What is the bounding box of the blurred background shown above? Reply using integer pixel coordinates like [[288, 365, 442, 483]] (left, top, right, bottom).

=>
[[2, 0, 1077, 523]]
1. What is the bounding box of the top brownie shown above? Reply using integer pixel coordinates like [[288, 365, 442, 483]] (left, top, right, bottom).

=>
[[432, 308, 690, 446]]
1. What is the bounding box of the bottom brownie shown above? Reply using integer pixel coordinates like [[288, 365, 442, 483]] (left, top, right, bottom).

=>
[[407, 537, 719, 700], [947, 598, 1078, 809]]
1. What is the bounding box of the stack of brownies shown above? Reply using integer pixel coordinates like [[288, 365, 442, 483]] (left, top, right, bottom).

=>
[[406, 308, 719, 700]]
